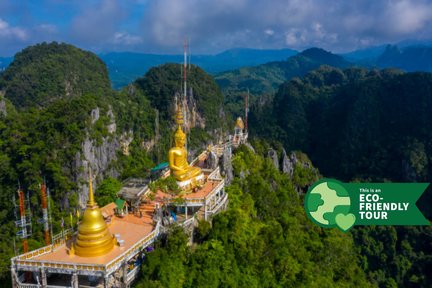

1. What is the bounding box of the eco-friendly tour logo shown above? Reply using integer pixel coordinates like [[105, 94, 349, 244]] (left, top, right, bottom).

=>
[[304, 179, 430, 232]]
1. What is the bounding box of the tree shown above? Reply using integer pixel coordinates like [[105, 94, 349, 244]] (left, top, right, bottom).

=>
[[95, 177, 122, 207]]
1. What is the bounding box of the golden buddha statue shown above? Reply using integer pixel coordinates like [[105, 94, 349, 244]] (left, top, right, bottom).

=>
[[73, 171, 115, 257], [168, 103, 203, 183]]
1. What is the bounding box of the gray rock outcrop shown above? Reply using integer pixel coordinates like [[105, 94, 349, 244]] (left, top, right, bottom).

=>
[[221, 147, 233, 184], [282, 149, 296, 176], [74, 107, 122, 207], [0, 98, 6, 116], [268, 148, 279, 171]]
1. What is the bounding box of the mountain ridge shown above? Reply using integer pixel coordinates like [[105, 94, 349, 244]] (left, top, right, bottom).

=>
[[100, 47, 297, 89]]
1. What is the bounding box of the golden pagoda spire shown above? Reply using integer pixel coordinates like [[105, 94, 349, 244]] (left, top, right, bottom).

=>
[[176, 100, 184, 127], [88, 169, 95, 207], [73, 169, 115, 257]]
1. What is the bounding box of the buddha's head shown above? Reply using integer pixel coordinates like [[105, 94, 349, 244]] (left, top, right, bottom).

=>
[[175, 126, 186, 147]]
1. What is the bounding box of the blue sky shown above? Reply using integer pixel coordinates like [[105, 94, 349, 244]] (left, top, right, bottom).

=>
[[1, 0, 432, 56]]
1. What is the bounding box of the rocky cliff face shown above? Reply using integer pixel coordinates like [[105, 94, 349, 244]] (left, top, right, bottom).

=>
[[0, 98, 6, 116], [74, 107, 123, 207], [266, 148, 320, 192], [221, 147, 234, 184], [281, 149, 295, 176]]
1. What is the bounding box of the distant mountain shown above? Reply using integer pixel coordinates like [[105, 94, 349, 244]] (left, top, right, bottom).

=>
[[341, 44, 432, 72], [100, 48, 297, 89], [215, 47, 351, 96], [341, 45, 387, 62], [0, 57, 13, 72], [376, 45, 432, 72]]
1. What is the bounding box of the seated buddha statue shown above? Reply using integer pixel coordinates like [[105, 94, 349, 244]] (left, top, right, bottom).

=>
[[168, 125, 203, 181], [168, 102, 203, 183]]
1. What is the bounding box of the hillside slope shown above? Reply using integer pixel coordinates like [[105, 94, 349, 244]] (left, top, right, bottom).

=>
[[0, 42, 111, 108], [249, 66, 432, 287], [215, 47, 351, 96], [101, 48, 297, 89]]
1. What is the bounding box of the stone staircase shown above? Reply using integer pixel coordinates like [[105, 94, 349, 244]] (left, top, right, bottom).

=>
[[138, 202, 155, 224]]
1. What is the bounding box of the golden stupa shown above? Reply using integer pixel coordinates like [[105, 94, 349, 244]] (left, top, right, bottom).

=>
[[73, 171, 115, 257], [168, 103, 203, 182], [235, 117, 245, 130]]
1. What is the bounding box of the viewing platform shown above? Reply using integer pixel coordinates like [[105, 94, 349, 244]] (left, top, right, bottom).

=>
[[11, 152, 228, 288]]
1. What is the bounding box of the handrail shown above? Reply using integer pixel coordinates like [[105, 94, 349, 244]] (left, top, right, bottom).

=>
[[181, 217, 195, 228], [208, 167, 221, 180], [16, 284, 39, 288], [13, 228, 74, 262], [190, 150, 208, 166], [207, 194, 228, 215], [13, 223, 160, 275], [104, 221, 160, 274], [126, 265, 140, 283], [205, 180, 225, 201]]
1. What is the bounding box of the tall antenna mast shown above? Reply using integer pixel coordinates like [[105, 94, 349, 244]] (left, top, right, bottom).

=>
[[183, 38, 188, 130], [47, 187, 54, 247], [155, 108, 160, 162], [183, 38, 188, 101], [40, 182, 50, 245], [245, 89, 249, 132], [15, 188, 31, 253], [188, 38, 191, 70]]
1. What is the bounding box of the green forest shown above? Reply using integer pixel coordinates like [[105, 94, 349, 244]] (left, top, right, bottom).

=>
[[0, 42, 431, 288], [135, 146, 370, 288]]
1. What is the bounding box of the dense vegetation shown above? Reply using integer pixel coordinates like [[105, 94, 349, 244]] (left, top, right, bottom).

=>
[[135, 63, 225, 130], [0, 42, 231, 285], [249, 66, 432, 287], [0, 42, 111, 109], [216, 48, 351, 120], [136, 146, 371, 288], [216, 48, 350, 96], [0, 41, 430, 288]]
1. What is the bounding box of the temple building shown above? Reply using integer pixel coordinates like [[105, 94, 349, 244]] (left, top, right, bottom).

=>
[[11, 99, 231, 288]]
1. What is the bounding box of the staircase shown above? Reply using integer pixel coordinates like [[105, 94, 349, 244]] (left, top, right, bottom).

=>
[[138, 202, 155, 224]]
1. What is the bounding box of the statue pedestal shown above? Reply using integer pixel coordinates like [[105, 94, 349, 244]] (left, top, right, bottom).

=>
[[177, 173, 205, 191]]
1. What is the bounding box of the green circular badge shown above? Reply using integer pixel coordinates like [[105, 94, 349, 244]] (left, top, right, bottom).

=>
[[305, 179, 355, 231]]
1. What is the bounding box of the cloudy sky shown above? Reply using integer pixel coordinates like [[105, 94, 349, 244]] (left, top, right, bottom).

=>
[[1, 0, 432, 56]]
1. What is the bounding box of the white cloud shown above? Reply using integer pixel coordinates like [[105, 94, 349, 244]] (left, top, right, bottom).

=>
[[265, 29, 275, 36], [0, 18, 27, 41], [385, 0, 432, 35], [138, 0, 432, 53], [70, 0, 125, 44], [112, 32, 143, 45], [36, 24, 57, 34], [3, 0, 432, 55]]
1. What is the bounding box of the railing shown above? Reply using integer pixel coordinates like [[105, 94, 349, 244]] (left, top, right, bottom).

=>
[[52, 228, 73, 245], [183, 198, 205, 204], [16, 284, 39, 288], [105, 221, 161, 275], [207, 167, 221, 180], [14, 246, 52, 261], [13, 258, 105, 275], [181, 217, 195, 228], [211, 141, 231, 156], [13, 223, 160, 277], [205, 180, 225, 201], [207, 194, 228, 216], [13, 228, 74, 264], [126, 265, 140, 283]]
